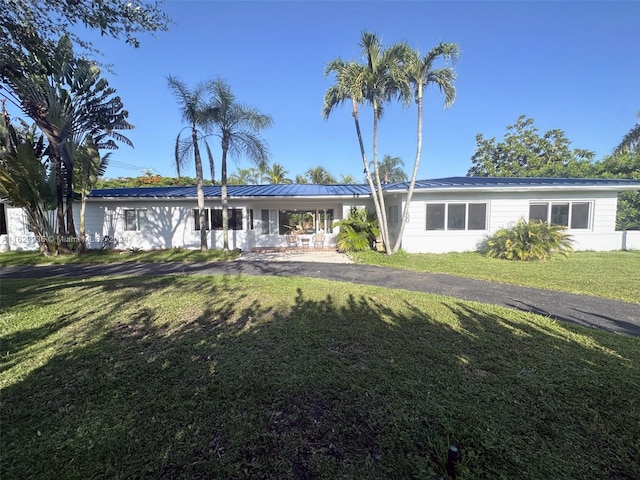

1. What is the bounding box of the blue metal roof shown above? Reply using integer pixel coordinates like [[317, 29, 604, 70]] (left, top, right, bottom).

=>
[[90, 183, 372, 198], [384, 176, 640, 191], [90, 177, 640, 198]]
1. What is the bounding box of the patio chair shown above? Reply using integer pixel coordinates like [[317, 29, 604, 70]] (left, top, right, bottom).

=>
[[312, 233, 325, 247], [285, 234, 299, 247]]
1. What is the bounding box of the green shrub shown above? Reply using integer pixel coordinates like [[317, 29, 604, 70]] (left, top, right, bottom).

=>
[[333, 207, 380, 253], [482, 219, 573, 261]]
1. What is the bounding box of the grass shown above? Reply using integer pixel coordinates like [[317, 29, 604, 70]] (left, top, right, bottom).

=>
[[2, 275, 639, 479], [0, 248, 238, 266], [352, 250, 640, 304]]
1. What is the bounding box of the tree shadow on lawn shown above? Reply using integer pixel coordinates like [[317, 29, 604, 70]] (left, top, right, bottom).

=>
[[1, 276, 639, 480]]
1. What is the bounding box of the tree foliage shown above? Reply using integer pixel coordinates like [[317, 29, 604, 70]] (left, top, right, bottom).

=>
[[305, 166, 337, 184], [467, 116, 595, 177], [0, 113, 57, 254], [594, 151, 640, 230], [3, 36, 132, 250], [0, 0, 170, 75], [374, 154, 407, 183]]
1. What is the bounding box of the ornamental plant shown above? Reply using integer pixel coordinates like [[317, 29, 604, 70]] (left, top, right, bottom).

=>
[[334, 207, 380, 253], [482, 219, 573, 261]]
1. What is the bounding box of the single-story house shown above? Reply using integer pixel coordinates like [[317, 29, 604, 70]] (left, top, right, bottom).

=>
[[2, 177, 640, 253]]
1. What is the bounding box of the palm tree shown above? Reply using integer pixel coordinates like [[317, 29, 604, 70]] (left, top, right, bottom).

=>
[[208, 79, 272, 250], [228, 167, 259, 185], [339, 173, 357, 184], [262, 163, 292, 184], [295, 174, 309, 184], [324, 32, 411, 255], [167, 75, 218, 251], [305, 166, 337, 184], [375, 154, 407, 183], [613, 112, 640, 155], [392, 42, 459, 252]]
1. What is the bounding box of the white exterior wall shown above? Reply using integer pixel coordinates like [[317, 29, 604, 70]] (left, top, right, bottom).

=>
[[2, 189, 637, 253], [394, 189, 634, 254]]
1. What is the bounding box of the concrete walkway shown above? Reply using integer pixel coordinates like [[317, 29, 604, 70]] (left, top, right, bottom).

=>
[[2, 257, 639, 337]]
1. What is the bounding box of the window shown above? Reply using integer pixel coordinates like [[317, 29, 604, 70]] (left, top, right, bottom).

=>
[[426, 204, 445, 230], [388, 204, 400, 225], [468, 203, 488, 230], [447, 204, 466, 230], [571, 203, 590, 229], [211, 208, 243, 230], [193, 208, 210, 231], [124, 209, 147, 231], [261, 209, 270, 234], [528, 202, 591, 229], [426, 203, 487, 231], [0, 204, 7, 235], [278, 209, 334, 234]]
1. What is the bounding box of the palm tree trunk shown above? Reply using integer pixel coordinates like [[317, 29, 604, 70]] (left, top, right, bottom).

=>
[[392, 88, 423, 253], [352, 99, 385, 251], [192, 128, 208, 251], [371, 102, 391, 254], [221, 140, 230, 251]]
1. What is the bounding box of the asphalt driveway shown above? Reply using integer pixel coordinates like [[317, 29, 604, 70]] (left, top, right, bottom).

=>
[[2, 260, 639, 337]]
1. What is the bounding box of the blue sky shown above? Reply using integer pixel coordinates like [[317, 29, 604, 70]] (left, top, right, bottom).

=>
[[16, 1, 640, 181]]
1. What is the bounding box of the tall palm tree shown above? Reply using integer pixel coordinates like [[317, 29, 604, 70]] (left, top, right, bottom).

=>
[[374, 154, 407, 183], [208, 79, 272, 250], [324, 32, 411, 254], [392, 42, 459, 252], [305, 166, 337, 184], [324, 57, 387, 249], [167, 75, 218, 251]]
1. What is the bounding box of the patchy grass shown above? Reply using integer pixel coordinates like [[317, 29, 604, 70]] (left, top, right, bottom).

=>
[[352, 250, 640, 303], [0, 248, 238, 266], [2, 275, 639, 479]]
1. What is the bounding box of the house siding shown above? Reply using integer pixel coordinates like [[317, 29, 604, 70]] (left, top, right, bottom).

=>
[[2, 178, 638, 254], [393, 189, 631, 254]]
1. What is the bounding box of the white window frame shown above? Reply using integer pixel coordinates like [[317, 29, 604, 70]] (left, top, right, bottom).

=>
[[124, 209, 148, 232], [425, 202, 488, 231], [528, 201, 593, 230]]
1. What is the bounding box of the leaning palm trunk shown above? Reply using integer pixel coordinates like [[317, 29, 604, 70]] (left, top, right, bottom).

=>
[[392, 89, 423, 253], [352, 100, 386, 251]]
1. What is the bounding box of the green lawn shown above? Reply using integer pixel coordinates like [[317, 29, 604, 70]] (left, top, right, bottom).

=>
[[2, 275, 639, 479], [0, 248, 238, 266], [352, 250, 640, 304]]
